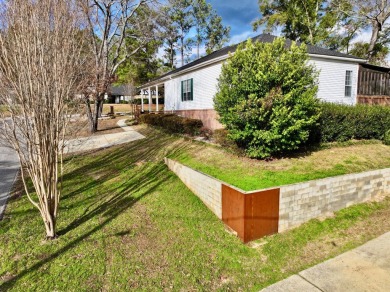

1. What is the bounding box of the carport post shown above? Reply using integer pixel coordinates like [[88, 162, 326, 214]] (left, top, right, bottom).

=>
[[148, 87, 152, 112], [141, 89, 144, 112], [156, 85, 159, 112]]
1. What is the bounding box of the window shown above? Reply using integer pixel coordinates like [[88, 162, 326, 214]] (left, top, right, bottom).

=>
[[181, 79, 193, 101], [345, 70, 353, 97]]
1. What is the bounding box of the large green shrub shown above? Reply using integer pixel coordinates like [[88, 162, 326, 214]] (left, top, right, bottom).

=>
[[140, 113, 203, 136], [318, 103, 390, 142], [214, 38, 320, 158]]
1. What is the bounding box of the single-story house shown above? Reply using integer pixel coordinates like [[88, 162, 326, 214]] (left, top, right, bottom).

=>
[[105, 85, 133, 103], [140, 34, 390, 130]]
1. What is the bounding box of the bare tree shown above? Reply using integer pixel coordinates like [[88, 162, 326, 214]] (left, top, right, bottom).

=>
[[0, 0, 87, 239], [80, 0, 157, 133], [335, 0, 390, 60]]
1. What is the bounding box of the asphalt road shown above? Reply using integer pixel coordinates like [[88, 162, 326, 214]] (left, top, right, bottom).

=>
[[0, 142, 19, 219]]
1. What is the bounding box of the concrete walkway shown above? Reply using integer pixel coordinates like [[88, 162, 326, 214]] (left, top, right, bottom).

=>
[[261, 231, 390, 292], [0, 119, 144, 218], [63, 119, 145, 154]]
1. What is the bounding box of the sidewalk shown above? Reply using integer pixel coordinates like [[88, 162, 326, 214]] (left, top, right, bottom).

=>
[[0, 120, 145, 218], [63, 119, 145, 154], [261, 231, 390, 292]]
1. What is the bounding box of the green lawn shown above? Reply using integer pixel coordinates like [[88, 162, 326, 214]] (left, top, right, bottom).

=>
[[169, 140, 390, 191], [1, 126, 390, 291]]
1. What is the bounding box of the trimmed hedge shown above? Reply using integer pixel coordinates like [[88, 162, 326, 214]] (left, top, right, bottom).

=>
[[140, 113, 203, 136], [318, 103, 390, 142], [384, 129, 390, 146]]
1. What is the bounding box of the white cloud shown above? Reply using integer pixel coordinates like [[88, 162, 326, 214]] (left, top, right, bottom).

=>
[[229, 30, 256, 45], [350, 29, 372, 44]]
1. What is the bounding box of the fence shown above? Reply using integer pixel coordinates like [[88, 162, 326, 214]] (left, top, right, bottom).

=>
[[358, 66, 390, 106]]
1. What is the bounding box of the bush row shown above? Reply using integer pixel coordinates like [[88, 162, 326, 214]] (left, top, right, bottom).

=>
[[317, 103, 390, 143], [140, 113, 203, 136]]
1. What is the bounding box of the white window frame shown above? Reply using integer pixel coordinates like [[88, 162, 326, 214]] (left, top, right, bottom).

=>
[[345, 70, 353, 97], [181, 79, 193, 101]]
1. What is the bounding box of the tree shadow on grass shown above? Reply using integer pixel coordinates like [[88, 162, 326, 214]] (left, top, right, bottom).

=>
[[0, 129, 192, 290]]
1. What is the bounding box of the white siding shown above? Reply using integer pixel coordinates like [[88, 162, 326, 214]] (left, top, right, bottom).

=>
[[164, 62, 222, 111], [164, 56, 360, 110], [310, 57, 359, 105]]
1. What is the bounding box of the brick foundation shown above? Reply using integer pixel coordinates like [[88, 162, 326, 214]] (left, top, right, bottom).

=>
[[357, 95, 390, 105], [168, 109, 223, 130]]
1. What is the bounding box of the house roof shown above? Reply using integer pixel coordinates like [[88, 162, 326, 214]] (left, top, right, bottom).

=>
[[108, 85, 133, 96], [360, 63, 390, 73], [141, 34, 365, 88]]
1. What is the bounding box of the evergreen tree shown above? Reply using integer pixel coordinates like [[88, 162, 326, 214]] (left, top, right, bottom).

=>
[[205, 12, 230, 54]]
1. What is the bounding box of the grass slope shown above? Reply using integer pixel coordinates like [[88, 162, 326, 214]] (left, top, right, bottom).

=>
[[170, 140, 390, 191], [1, 127, 390, 291]]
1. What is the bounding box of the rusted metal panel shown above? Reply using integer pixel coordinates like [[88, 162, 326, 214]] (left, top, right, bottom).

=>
[[222, 185, 280, 243], [222, 185, 245, 241], [244, 189, 280, 242]]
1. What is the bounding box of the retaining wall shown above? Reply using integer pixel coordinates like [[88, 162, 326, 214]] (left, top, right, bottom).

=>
[[165, 158, 390, 242], [278, 169, 390, 232], [165, 158, 222, 219]]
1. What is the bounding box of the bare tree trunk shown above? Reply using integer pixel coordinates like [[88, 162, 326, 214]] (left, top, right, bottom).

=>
[[368, 23, 380, 58], [81, 0, 150, 133], [181, 36, 185, 66], [93, 100, 101, 132], [0, 0, 86, 239]]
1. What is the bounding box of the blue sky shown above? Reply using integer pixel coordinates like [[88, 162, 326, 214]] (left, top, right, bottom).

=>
[[160, 1, 387, 65], [207, 0, 261, 45]]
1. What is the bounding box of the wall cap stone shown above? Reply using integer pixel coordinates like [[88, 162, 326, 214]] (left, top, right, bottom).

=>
[[165, 157, 390, 194]]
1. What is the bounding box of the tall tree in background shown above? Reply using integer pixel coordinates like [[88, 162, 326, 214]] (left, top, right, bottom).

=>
[[334, 0, 390, 63], [205, 12, 230, 54], [192, 0, 230, 57], [193, 0, 211, 58], [116, 38, 162, 85], [350, 42, 389, 65], [162, 23, 179, 69], [0, 0, 86, 239], [254, 0, 390, 65], [162, 0, 230, 67], [165, 0, 193, 67], [253, 0, 339, 46], [80, 0, 156, 133], [116, 5, 163, 85]]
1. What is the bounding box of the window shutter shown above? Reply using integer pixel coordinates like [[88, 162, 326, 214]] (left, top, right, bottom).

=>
[[181, 80, 184, 101], [190, 78, 193, 101]]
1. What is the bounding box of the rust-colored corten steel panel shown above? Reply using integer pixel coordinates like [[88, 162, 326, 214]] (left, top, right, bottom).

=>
[[222, 185, 280, 243], [244, 189, 280, 242], [222, 185, 245, 241]]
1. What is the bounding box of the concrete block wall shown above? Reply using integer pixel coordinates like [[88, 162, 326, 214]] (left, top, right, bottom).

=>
[[278, 168, 390, 232], [165, 158, 222, 219], [166, 158, 390, 241]]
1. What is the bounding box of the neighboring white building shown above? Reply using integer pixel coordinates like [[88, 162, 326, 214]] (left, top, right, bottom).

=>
[[140, 34, 368, 130]]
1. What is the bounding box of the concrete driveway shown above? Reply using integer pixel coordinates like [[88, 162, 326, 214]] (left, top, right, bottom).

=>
[[262, 231, 390, 292], [0, 144, 19, 219]]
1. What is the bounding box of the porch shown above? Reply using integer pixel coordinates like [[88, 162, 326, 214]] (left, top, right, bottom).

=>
[[357, 64, 390, 105], [139, 83, 165, 113]]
